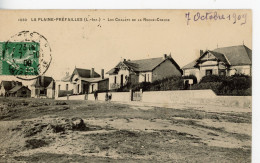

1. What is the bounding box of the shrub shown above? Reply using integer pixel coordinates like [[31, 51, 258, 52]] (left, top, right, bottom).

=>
[[192, 74, 251, 96], [191, 82, 222, 93], [200, 75, 225, 83], [25, 139, 50, 149], [115, 76, 183, 92]]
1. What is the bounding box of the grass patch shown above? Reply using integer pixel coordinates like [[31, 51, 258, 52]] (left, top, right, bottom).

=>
[[25, 139, 50, 149]]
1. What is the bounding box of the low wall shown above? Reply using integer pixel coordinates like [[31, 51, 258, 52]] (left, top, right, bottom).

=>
[[56, 95, 86, 100], [56, 92, 130, 102], [142, 89, 216, 104], [86, 92, 130, 102], [56, 90, 251, 108]]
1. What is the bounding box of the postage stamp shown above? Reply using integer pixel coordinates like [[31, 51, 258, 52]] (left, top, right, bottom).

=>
[[0, 9, 254, 163], [0, 42, 40, 76], [0, 31, 52, 80]]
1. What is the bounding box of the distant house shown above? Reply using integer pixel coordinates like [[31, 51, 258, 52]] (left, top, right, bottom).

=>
[[31, 76, 55, 98], [106, 54, 182, 90], [0, 81, 22, 96], [9, 85, 31, 97], [182, 45, 252, 81], [55, 73, 74, 97], [70, 68, 108, 94]]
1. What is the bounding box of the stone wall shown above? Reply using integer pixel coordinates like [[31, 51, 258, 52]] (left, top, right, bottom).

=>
[[56, 89, 251, 108]]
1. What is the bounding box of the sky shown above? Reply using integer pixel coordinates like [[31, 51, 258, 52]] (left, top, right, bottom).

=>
[[0, 10, 252, 86]]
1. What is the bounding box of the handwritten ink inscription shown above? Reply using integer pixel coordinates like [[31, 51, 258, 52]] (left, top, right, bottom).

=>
[[185, 11, 247, 25]]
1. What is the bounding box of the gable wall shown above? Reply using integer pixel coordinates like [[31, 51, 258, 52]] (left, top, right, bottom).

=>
[[0, 84, 6, 96], [108, 69, 130, 90], [98, 80, 109, 92], [152, 59, 182, 82], [139, 72, 152, 83]]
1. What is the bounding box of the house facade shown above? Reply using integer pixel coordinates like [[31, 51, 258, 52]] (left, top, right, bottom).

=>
[[70, 68, 108, 94], [182, 45, 252, 81], [106, 54, 182, 90], [31, 76, 55, 98], [55, 73, 74, 98], [9, 85, 31, 97]]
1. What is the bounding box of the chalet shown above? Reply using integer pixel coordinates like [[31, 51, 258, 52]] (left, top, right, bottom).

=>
[[0, 81, 22, 96], [55, 73, 74, 97], [31, 76, 55, 98], [182, 45, 252, 81], [106, 54, 182, 90], [70, 68, 108, 94], [9, 85, 31, 97]]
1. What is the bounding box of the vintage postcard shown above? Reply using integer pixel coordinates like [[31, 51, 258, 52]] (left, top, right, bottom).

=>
[[0, 10, 252, 162]]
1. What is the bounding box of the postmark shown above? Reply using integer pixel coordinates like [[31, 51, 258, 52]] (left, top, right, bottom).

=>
[[0, 31, 52, 80]]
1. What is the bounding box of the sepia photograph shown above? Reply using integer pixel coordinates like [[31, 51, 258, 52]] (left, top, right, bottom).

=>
[[0, 9, 253, 162]]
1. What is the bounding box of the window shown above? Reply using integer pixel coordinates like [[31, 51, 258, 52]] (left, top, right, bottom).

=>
[[40, 89, 46, 95], [58, 85, 61, 91], [219, 70, 226, 76], [206, 69, 212, 76], [66, 84, 69, 91], [114, 76, 117, 84], [144, 74, 146, 82], [92, 84, 94, 92]]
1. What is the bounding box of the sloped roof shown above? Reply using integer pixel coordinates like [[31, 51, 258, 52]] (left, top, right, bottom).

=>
[[73, 68, 100, 78], [125, 57, 164, 71], [47, 80, 55, 89], [81, 77, 108, 83], [106, 68, 118, 75], [182, 60, 197, 69], [0, 81, 22, 91], [182, 45, 252, 69], [1, 81, 13, 91], [213, 45, 252, 66], [31, 76, 54, 88], [107, 55, 181, 74], [9, 85, 30, 93], [208, 51, 229, 65], [61, 75, 71, 82]]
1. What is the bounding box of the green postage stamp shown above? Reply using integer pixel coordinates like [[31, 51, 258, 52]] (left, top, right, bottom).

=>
[[0, 42, 40, 76]]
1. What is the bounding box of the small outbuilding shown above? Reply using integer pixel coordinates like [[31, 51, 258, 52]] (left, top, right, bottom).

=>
[[9, 85, 31, 97]]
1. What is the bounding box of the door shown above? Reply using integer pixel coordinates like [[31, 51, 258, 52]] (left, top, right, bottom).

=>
[[132, 91, 142, 101], [83, 84, 89, 94], [120, 74, 124, 87]]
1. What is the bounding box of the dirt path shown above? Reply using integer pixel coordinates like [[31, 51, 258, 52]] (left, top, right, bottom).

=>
[[0, 98, 251, 162]]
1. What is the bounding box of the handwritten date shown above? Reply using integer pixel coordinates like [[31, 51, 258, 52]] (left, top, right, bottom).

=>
[[185, 11, 247, 25]]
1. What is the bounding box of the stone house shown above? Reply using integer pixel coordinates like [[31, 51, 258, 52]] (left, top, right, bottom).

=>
[[182, 45, 252, 82], [106, 54, 182, 90], [70, 68, 108, 94], [31, 76, 55, 98], [9, 85, 31, 97], [0, 81, 22, 96]]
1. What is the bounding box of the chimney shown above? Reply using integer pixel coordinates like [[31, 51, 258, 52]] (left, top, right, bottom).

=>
[[41, 76, 44, 86], [200, 50, 204, 56], [163, 54, 167, 59], [101, 69, 104, 79], [121, 58, 126, 62], [91, 68, 94, 78]]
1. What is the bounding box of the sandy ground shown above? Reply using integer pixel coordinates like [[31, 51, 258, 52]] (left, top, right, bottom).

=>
[[0, 97, 251, 162]]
